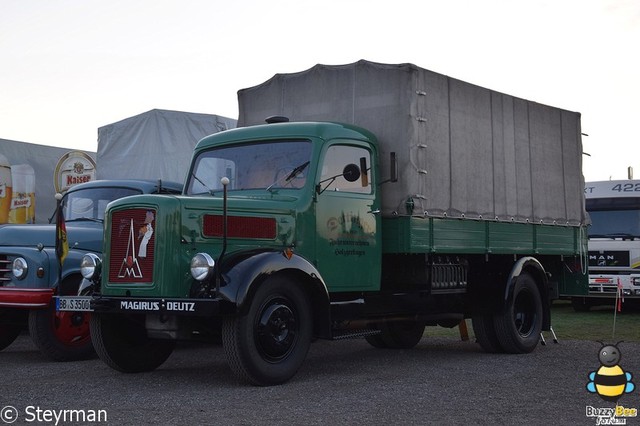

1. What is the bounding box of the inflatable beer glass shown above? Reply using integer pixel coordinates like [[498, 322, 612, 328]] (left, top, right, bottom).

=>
[[9, 164, 35, 224]]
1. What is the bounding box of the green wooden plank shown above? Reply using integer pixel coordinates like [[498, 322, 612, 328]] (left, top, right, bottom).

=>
[[382, 216, 582, 256]]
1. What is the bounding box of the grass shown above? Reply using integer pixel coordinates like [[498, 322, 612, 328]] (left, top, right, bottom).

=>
[[549, 299, 640, 342], [427, 299, 640, 343]]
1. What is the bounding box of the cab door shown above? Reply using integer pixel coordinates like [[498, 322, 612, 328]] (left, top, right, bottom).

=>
[[315, 143, 381, 292]]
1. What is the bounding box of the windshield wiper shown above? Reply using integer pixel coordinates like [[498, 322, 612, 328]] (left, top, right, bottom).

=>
[[67, 217, 103, 223], [266, 161, 310, 192], [191, 172, 216, 196]]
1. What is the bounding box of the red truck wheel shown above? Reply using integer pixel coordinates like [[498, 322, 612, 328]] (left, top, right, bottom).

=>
[[0, 324, 21, 351], [28, 305, 94, 361], [222, 276, 312, 386]]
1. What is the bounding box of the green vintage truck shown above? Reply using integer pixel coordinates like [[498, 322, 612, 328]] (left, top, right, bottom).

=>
[[63, 61, 589, 385]]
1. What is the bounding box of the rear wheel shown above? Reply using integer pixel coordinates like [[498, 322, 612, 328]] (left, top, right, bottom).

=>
[[364, 332, 387, 348], [365, 318, 425, 349], [472, 314, 504, 353], [222, 276, 312, 386], [90, 313, 175, 373], [493, 273, 543, 353]]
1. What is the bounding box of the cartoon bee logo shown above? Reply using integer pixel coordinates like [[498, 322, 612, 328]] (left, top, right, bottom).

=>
[[587, 342, 635, 402]]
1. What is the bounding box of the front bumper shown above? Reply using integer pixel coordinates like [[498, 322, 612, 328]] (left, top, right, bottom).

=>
[[0, 288, 54, 308], [589, 274, 640, 298], [89, 295, 235, 316]]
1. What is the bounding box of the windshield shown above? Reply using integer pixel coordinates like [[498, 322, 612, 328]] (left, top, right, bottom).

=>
[[186, 140, 312, 194], [63, 187, 141, 221], [586, 198, 640, 237]]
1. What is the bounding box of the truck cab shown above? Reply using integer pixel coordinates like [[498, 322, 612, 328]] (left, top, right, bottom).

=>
[[0, 179, 181, 359], [572, 180, 640, 310]]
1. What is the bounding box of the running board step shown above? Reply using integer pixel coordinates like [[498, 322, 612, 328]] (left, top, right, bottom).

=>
[[332, 329, 380, 340]]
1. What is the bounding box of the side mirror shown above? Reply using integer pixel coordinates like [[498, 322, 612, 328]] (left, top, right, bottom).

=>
[[380, 152, 398, 185], [359, 157, 369, 187], [389, 152, 398, 183]]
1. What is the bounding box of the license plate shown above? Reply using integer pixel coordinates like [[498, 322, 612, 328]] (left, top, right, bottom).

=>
[[55, 296, 93, 312]]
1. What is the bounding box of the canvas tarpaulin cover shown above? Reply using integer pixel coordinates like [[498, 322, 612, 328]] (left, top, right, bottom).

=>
[[237, 60, 587, 226], [98, 109, 237, 184]]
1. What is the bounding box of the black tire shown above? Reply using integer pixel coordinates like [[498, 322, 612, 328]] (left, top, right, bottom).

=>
[[28, 305, 94, 361], [366, 319, 426, 349], [90, 313, 175, 373], [222, 276, 312, 386], [493, 273, 543, 354], [0, 324, 21, 351], [364, 332, 388, 348], [472, 314, 504, 353]]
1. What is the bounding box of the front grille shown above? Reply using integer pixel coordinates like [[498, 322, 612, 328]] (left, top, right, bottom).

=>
[[589, 285, 618, 294], [0, 255, 11, 284], [108, 209, 156, 283], [588, 251, 630, 267]]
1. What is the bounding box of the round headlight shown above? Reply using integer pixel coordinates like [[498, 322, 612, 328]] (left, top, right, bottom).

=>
[[12, 257, 28, 280], [190, 253, 215, 281], [80, 253, 102, 280]]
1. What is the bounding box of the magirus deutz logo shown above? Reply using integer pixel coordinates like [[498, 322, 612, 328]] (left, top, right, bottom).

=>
[[109, 209, 155, 283]]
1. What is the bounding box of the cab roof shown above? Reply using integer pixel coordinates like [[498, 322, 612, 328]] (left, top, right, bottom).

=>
[[195, 121, 378, 151]]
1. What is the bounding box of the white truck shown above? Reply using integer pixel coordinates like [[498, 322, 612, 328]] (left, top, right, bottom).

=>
[[572, 179, 640, 310]]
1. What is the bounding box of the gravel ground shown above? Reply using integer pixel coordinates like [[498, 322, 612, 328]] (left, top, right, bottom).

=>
[[1, 332, 639, 425]]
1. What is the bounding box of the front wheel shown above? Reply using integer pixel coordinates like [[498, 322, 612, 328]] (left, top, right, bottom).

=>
[[90, 313, 175, 373], [493, 273, 543, 354], [28, 305, 93, 361], [222, 276, 312, 386]]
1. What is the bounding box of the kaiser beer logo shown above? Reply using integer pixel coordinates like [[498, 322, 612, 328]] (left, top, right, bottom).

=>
[[54, 151, 97, 194], [73, 161, 85, 174]]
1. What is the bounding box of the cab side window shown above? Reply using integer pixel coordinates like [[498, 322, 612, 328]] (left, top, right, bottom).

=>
[[320, 145, 371, 194]]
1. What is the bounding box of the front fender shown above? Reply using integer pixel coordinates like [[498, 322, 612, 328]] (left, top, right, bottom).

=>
[[217, 249, 332, 337]]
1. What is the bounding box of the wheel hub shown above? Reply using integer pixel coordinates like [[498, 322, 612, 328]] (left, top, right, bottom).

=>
[[256, 302, 297, 361], [513, 290, 536, 337], [53, 311, 90, 345]]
